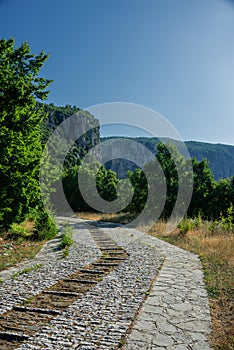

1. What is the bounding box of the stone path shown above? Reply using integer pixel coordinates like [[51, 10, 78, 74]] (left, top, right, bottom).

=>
[[122, 236, 211, 350], [0, 217, 211, 349]]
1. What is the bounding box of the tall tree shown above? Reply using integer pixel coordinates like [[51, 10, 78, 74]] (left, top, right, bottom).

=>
[[0, 38, 52, 230], [188, 158, 215, 218]]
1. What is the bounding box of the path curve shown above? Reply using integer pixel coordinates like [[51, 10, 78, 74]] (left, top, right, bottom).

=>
[[0, 217, 211, 349]]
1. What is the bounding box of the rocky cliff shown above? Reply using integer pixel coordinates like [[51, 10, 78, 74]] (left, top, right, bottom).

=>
[[42, 103, 100, 164], [101, 137, 234, 180]]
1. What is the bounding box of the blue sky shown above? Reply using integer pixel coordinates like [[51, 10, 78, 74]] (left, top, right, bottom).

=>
[[1, 0, 234, 145]]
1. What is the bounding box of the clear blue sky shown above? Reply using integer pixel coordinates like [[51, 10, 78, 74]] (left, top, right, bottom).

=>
[[1, 0, 234, 145]]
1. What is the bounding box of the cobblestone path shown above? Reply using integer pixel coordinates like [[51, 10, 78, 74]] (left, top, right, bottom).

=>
[[0, 217, 211, 349]]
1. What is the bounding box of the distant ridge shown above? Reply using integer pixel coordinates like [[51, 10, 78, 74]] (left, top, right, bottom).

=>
[[101, 137, 234, 180]]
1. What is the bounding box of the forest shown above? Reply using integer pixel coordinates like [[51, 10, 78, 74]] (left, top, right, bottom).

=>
[[0, 38, 234, 241]]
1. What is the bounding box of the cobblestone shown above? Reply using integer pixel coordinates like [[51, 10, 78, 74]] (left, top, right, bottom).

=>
[[0, 217, 211, 349]]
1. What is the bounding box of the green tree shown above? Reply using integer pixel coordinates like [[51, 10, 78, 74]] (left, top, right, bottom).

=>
[[211, 177, 234, 220], [96, 166, 118, 202], [62, 162, 119, 213], [188, 158, 215, 218], [0, 38, 53, 232], [126, 168, 148, 214]]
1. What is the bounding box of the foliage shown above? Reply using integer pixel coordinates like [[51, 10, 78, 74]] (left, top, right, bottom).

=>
[[62, 160, 119, 213], [112, 142, 233, 224], [188, 158, 215, 219], [0, 38, 54, 234], [11, 264, 43, 280], [30, 208, 57, 241], [9, 219, 34, 239], [101, 136, 234, 181], [125, 168, 148, 213], [177, 218, 195, 236], [60, 225, 74, 249], [96, 166, 119, 202]]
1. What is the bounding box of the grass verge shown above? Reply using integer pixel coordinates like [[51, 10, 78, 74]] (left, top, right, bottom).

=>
[[77, 211, 135, 224], [0, 237, 44, 271], [60, 225, 74, 258]]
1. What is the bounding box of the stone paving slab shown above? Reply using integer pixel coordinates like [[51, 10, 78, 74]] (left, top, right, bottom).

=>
[[122, 234, 211, 350]]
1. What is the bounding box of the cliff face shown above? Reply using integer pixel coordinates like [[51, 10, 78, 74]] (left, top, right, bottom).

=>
[[42, 103, 100, 163], [42, 106, 234, 181], [101, 137, 234, 180], [185, 141, 234, 180]]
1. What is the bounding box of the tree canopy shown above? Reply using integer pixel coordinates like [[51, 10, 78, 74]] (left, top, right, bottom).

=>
[[0, 38, 55, 235]]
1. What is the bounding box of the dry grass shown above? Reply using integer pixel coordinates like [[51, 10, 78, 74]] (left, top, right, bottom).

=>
[[77, 211, 135, 224], [0, 237, 43, 272]]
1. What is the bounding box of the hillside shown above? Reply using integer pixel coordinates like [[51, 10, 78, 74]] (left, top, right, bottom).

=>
[[41, 106, 234, 181], [101, 137, 234, 180], [42, 103, 100, 165]]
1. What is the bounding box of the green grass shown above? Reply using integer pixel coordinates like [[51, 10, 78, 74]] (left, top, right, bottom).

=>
[[0, 238, 44, 271], [60, 225, 74, 257], [11, 264, 43, 280]]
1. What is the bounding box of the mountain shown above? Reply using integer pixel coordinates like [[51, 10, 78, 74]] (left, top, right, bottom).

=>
[[101, 137, 234, 180], [42, 103, 100, 164], [41, 105, 234, 181]]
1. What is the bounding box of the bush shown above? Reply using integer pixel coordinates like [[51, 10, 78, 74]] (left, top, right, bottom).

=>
[[9, 219, 35, 240], [30, 209, 57, 241], [178, 218, 195, 236], [60, 225, 74, 248], [221, 204, 234, 232]]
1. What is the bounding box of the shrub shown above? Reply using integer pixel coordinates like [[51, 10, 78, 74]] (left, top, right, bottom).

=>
[[30, 209, 57, 241], [60, 225, 74, 249], [178, 218, 195, 236], [9, 219, 35, 240]]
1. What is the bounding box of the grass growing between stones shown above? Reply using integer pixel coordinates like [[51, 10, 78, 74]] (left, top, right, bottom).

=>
[[149, 220, 234, 350], [11, 264, 43, 280]]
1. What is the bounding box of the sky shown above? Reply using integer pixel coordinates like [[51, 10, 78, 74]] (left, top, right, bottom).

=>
[[1, 0, 234, 145]]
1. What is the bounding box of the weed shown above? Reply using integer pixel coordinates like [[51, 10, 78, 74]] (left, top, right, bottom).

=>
[[22, 296, 34, 304], [62, 246, 69, 258], [0, 239, 43, 272], [60, 225, 74, 249], [177, 218, 195, 236], [118, 337, 125, 347], [101, 253, 109, 258], [141, 290, 150, 295], [59, 225, 74, 258]]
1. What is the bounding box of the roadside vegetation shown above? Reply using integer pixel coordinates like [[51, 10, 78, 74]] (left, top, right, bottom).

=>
[[60, 225, 74, 257], [0, 218, 44, 271], [0, 238, 43, 272]]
